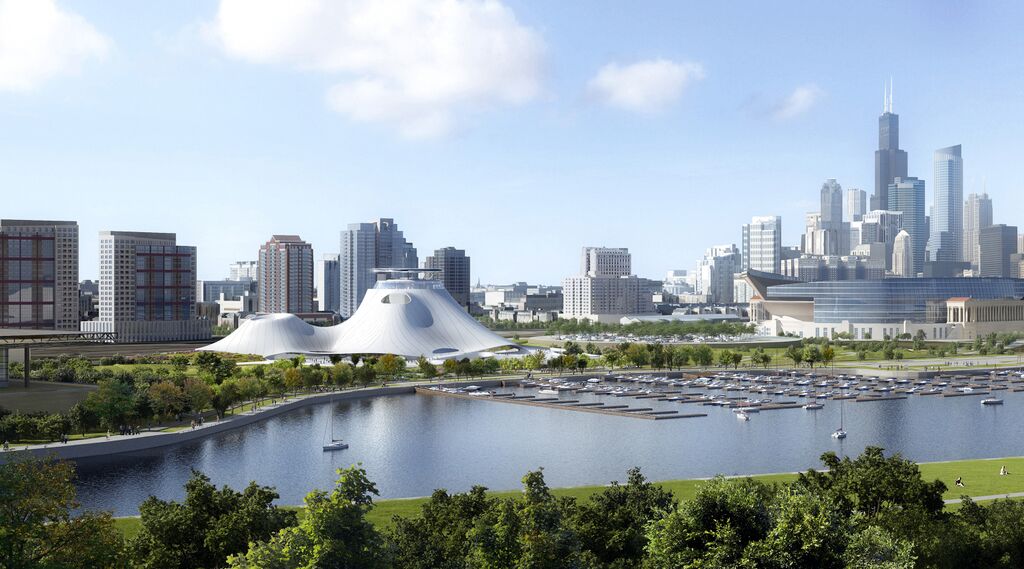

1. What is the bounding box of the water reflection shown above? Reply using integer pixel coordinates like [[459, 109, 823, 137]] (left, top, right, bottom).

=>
[[74, 390, 1024, 516]]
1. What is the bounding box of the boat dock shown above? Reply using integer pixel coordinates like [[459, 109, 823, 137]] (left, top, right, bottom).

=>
[[415, 387, 706, 420]]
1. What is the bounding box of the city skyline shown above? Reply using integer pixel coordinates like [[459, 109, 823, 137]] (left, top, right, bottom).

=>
[[3, 1, 1024, 283]]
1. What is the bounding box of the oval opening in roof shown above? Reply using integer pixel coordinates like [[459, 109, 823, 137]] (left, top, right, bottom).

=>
[[381, 292, 411, 304]]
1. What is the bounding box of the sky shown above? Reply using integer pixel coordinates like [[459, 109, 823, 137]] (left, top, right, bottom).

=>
[[2, 0, 1023, 284]]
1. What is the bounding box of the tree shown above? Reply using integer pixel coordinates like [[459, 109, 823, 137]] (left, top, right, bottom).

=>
[[408, 356, 434, 378], [375, 354, 405, 383], [84, 378, 136, 429], [562, 341, 583, 356], [821, 345, 836, 370], [572, 467, 675, 567], [671, 346, 691, 369], [149, 381, 185, 421], [183, 378, 213, 415], [731, 351, 743, 369], [842, 525, 916, 569], [0, 457, 123, 568], [130, 470, 296, 569], [466, 469, 584, 568], [785, 344, 804, 367], [386, 486, 494, 569], [692, 345, 714, 368], [229, 465, 386, 568], [803, 345, 822, 369], [644, 476, 775, 568]]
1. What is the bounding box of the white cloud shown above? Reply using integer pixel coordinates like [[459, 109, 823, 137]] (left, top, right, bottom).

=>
[[587, 59, 704, 114], [0, 0, 110, 92], [205, 0, 545, 139], [772, 84, 824, 120]]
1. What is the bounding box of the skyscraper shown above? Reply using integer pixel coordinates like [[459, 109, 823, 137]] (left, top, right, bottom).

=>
[[424, 247, 471, 307], [315, 254, 341, 313], [872, 82, 908, 211], [228, 260, 258, 281], [860, 210, 904, 269], [339, 218, 418, 318], [927, 145, 963, 262], [0, 220, 79, 330], [562, 247, 650, 321], [892, 230, 913, 277], [258, 235, 314, 314], [696, 245, 741, 304], [81, 231, 209, 342], [963, 192, 993, 271], [844, 188, 866, 223], [888, 177, 926, 275], [741, 216, 782, 273], [979, 224, 1018, 278], [800, 180, 849, 257]]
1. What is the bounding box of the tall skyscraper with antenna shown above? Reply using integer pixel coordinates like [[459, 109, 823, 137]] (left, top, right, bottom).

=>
[[871, 80, 908, 211]]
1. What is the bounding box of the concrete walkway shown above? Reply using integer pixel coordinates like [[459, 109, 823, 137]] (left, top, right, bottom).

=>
[[944, 491, 1024, 505]]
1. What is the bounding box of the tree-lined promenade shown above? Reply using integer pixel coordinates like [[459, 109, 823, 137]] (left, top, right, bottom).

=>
[[3, 330, 1022, 446], [7, 449, 1024, 568]]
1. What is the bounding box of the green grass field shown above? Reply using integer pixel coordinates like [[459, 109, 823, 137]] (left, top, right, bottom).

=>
[[111, 456, 1024, 536], [0, 380, 96, 413]]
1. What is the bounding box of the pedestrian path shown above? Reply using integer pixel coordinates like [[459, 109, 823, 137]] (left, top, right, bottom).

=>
[[944, 491, 1024, 504]]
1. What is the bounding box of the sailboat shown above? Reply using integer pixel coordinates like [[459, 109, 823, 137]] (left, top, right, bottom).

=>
[[322, 396, 349, 451], [831, 396, 847, 439]]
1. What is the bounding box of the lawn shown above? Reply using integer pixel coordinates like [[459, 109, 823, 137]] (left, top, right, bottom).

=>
[[0, 380, 96, 413], [111, 457, 1024, 537]]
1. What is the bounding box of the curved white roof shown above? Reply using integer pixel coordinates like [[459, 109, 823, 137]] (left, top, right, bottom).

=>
[[199, 279, 515, 360]]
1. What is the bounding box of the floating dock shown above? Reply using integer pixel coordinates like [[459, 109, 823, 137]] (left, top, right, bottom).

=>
[[415, 387, 706, 420]]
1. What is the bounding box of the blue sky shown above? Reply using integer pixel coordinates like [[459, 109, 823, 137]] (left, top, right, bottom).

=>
[[2, 0, 1023, 283]]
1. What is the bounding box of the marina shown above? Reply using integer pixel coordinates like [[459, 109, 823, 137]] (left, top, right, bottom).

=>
[[67, 368, 1024, 517]]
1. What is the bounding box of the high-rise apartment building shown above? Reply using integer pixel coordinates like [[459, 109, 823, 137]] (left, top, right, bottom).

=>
[[424, 247, 471, 307], [562, 247, 651, 322], [315, 254, 341, 313], [872, 82, 908, 211], [979, 224, 1018, 278], [888, 177, 926, 275], [228, 260, 258, 281], [258, 235, 314, 314], [844, 188, 867, 223], [927, 145, 963, 263], [81, 231, 209, 342], [963, 192, 993, 271], [0, 220, 79, 330], [339, 218, 418, 318], [696, 244, 741, 304], [741, 216, 782, 273]]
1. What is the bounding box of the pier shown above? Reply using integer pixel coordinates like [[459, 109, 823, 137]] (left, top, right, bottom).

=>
[[415, 387, 706, 420]]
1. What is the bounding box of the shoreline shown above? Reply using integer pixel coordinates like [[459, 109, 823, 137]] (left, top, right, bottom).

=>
[[0, 377, 518, 462]]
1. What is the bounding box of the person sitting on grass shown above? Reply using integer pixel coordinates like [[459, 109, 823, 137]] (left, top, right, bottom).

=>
[[955, 476, 965, 487], [1000, 465, 1009, 476]]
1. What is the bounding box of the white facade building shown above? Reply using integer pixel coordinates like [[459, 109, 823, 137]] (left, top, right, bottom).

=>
[[561, 247, 651, 322], [963, 192, 993, 271], [82, 231, 210, 342], [228, 260, 258, 281], [741, 216, 782, 273], [892, 230, 913, 277], [696, 244, 740, 304]]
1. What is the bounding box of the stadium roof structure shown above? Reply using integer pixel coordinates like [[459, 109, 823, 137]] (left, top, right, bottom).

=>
[[199, 277, 523, 361]]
